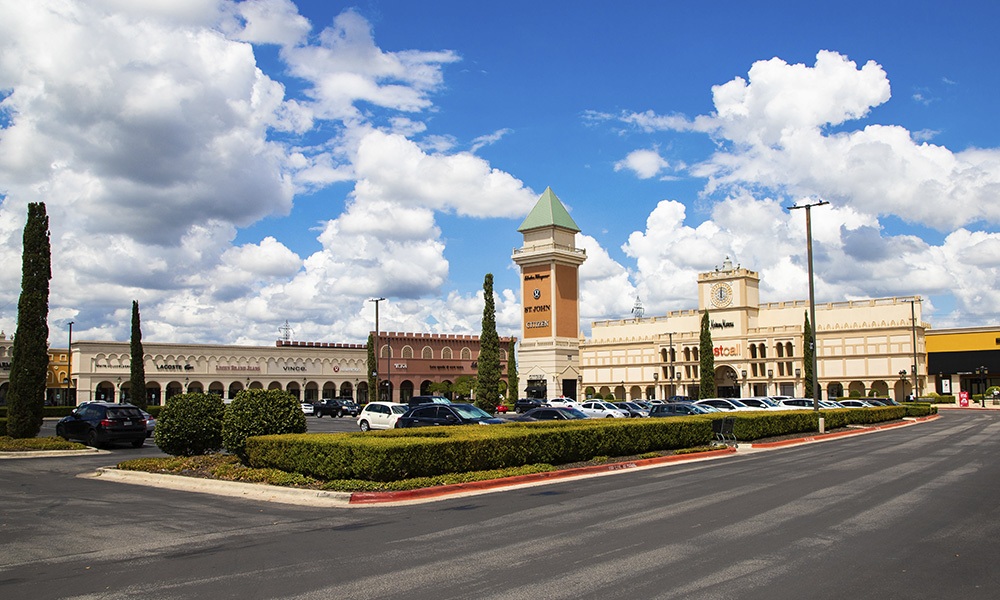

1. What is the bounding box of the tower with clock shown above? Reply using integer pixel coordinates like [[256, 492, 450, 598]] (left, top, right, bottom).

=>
[[512, 188, 587, 400], [698, 256, 760, 313]]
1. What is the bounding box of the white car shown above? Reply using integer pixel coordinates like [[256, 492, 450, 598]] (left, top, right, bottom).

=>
[[739, 397, 798, 411], [578, 401, 630, 418], [694, 398, 759, 412], [357, 402, 409, 431], [546, 397, 584, 410], [300, 402, 315, 415]]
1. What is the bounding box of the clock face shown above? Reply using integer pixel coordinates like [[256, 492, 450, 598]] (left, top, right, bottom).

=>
[[711, 282, 733, 307]]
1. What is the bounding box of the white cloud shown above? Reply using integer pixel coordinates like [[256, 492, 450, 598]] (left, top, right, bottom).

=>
[[614, 148, 670, 179], [470, 128, 512, 153]]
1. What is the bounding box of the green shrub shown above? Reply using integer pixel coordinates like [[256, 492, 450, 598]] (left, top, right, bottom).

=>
[[223, 388, 306, 461], [849, 389, 862, 397], [242, 417, 714, 482], [154, 392, 226, 456], [0, 418, 6, 436], [592, 392, 603, 400]]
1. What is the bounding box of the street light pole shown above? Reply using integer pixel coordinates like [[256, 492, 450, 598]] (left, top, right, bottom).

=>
[[67, 321, 74, 404], [787, 199, 829, 411], [369, 298, 385, 402]]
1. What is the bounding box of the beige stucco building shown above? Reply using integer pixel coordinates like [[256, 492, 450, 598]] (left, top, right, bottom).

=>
[[581, 258, 927, 402]]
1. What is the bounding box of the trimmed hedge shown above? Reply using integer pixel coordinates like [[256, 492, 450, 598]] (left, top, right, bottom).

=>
[[709, 404, 936, 441], [0, 418, 6, 436], [154, 393, 226, 456], [223, 388, 306, 460], [243, 418, 714, 482]]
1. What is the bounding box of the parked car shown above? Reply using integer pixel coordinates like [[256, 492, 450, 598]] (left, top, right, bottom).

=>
[[666, 396, 692, 403], [547, 397, 584, 410], [838, 399, 877, 408], [514, 398, 547, 413], [139, 410, 156, 438], [505, 407, 590, 421], [407, 395, 452, 409], [649, 402, 715, 417], [739, 397, 796, 411], [613, 401, 650, 417], [578, 401, 629, 418], [55, 402, 147, 448], [395, 403, 506, 428], [356, 402, 409, 431], [694, 398, 758, 412], [314, 399, 359, 418], [300, 402, 315, 416]]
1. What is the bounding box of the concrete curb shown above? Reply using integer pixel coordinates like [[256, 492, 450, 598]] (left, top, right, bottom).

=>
[[750, 414, 940, 448], [1, 448, 104, 459], [936, 405, 1000, 411], [88, 468, 355, 507]]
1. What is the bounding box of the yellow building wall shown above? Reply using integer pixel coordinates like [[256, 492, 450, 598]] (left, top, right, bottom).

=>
[[927, 330, 1000, 353]]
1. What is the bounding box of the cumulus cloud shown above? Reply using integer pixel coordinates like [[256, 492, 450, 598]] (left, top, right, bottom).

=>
[[614, 149, 671, 179], [0, 1, 536, 345]]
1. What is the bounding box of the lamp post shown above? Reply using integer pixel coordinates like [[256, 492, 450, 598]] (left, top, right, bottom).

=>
[[742, 370, 748, 398], [369, 297, 386, 402], [787, 199, 828, 411], [66, 321, 74, 404], [795, 368, 802, 397], [978, 366, 988, 407], [898, 369, 907, 401]]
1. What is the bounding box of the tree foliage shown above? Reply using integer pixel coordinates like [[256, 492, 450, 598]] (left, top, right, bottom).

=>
[[129, 300, 147, 409], [474, 273, 501, 412], [506, 338, 518, 402], [7, 203, 51, 438], [698, 311, 715, 399], [154, 392, 225, 456], [222, 388, 306, 461], [803, 311, 815, 400]]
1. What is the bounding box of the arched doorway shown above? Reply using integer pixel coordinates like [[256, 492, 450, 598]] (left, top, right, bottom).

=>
[[339, 382, 354, 399], [228, 381, 244, 399], [715, 366, 739, 398], [399, 380, 414, 403]]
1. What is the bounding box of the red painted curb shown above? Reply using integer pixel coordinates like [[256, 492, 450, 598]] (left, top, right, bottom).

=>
[[751, 414, 940, 448], [348, 446, 738, 505], [937, 406, 1000, 411]]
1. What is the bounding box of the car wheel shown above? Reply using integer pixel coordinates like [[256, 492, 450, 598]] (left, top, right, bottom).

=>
[[605, 415, 613, 418], [131, 438, 144, 448], [337, 410, 344, 418], [316, 412, 323, 418], [56, 425, 66, 440], [86, 429, 101, 448], [359, 420, 370, 432]]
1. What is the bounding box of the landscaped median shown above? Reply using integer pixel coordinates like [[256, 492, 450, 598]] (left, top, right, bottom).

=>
[[107, 403, 938, 503]]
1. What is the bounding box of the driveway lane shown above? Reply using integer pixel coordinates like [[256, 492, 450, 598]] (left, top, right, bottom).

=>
[[1, 412, 997, 600]]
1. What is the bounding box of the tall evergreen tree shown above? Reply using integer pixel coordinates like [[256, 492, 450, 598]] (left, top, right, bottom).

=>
[[698, 311, 716, 399], [507, 338, 518, 402], [474, 273, 501, 412], [7, 202, 52, 438], [366, 333, 376, 402], [129, 300, 147, 409], [803, 311, 815, 400]]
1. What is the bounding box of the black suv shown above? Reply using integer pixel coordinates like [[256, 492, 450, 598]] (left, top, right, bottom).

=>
[[313, 399, 360, 418], [56, 402, 147, 448]]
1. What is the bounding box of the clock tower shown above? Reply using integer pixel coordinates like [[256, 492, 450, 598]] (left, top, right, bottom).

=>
[[698, 256, 759, 312], [512, 187, 587, 400]]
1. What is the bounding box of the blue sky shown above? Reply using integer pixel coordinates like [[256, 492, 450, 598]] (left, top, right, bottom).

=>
[[1, 0, 999, 346]]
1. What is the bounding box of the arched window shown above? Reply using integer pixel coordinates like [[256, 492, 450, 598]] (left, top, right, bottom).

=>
[[757, 343, 767, 358], [776, 343, 784, 358], [785, 342, 794, 357], [750, 344, 758, 359], [461, 347, 472, 360], [379, 345, 391, 358], [422, 346, 433, 359], [442, 347, 453, 359], [402, 345, 413, 359]]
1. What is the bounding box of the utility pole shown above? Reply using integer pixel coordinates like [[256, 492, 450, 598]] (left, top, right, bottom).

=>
[[787, 199, 829, 411]]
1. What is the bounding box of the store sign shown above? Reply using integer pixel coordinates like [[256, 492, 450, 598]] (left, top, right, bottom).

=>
[[711, 320, 735, 329], [394, 363, 407, 369], [526, 320, 550, 329], [713, 345, 741, 357], [156, 363, 193, 371], [282, 366, 307, 372], [216, 366, 261, 372], [95, 360, 130, 370]]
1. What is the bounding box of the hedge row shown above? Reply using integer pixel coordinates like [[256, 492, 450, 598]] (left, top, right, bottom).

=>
[[244, 418, 714, 482], [0, 418, 6, 436], [717, 404, 936, 441]]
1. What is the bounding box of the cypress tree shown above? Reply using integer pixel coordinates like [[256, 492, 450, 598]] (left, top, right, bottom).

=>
[[699, 311, 716, 399], [7, 202, 52, 438], [129, 300, 147, 409], [507, 338, 518, 402], [366, 333, 376, 402], [474, 273, 501, 412], [803, 311, 815, 400]]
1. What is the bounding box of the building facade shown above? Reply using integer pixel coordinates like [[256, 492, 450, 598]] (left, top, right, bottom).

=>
[[580, 258, 928, 402]]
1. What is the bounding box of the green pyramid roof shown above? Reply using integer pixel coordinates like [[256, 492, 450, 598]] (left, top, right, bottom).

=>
[[517, 187, 580, 233]]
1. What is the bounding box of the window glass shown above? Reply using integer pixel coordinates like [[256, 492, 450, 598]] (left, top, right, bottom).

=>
[[107, 407, 142, 419]]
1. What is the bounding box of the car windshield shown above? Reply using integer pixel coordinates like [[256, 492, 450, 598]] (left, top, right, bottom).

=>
[[391, 405, 408, 414], [562, 408, 589, 419], [695, 404, 720, 412], [452, 405, 492, 419]]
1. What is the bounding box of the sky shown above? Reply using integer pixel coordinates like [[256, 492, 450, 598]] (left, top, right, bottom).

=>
[[1, 0, 999, 348]]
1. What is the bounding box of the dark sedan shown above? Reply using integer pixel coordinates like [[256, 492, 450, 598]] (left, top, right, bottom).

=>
[[395, 403, 507, 428], [56, 402, 147, 448], [504, 407, 590, 422], [649, 402, 714, 417], [513, 398, 547, 413]]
